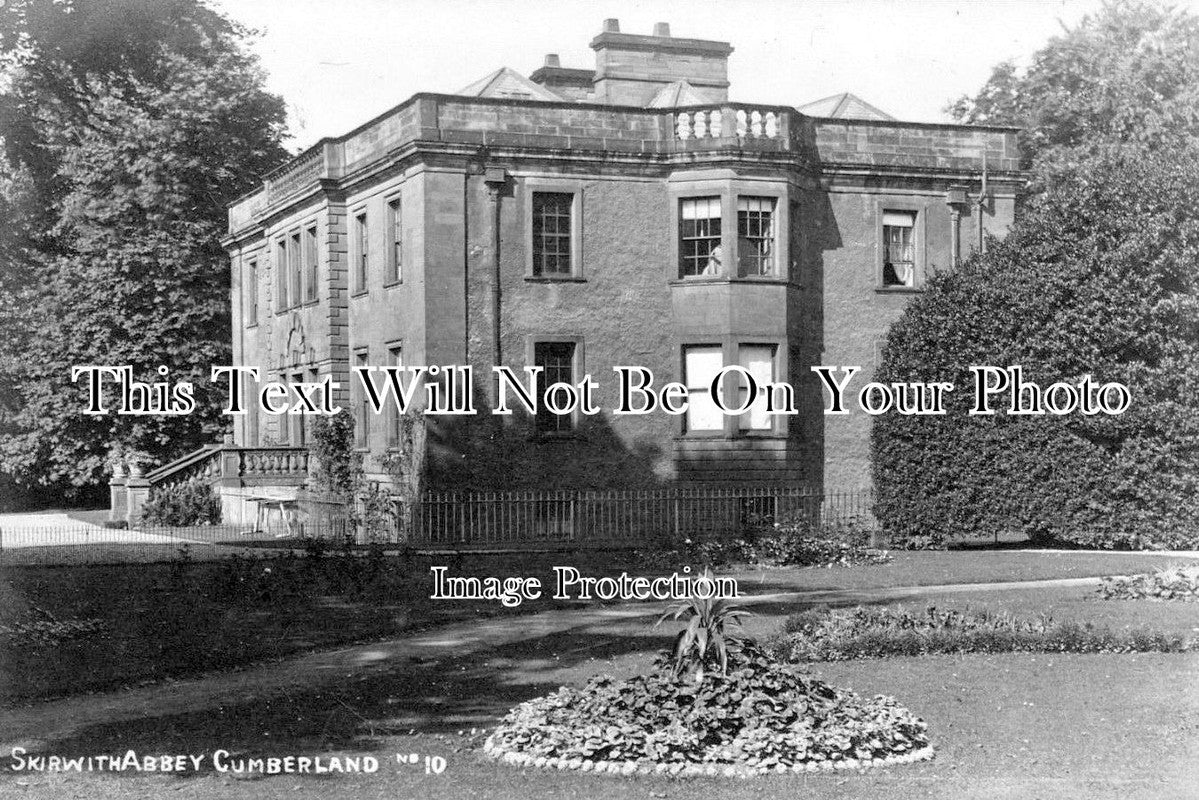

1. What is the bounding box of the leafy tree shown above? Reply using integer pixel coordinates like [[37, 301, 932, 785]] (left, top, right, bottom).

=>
[[877, 1, 1199, 548], [946, 1, 1199, 174], [871, 145, 1199, 549], [0, 0, 288, 501], [0, 0, 245, 261]]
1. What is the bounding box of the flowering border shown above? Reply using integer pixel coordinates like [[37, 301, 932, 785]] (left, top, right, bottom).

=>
[[482, 736, 935, 778]]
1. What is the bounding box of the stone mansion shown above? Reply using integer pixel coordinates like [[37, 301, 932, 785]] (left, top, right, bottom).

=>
[[218, 19, 1020, 503]]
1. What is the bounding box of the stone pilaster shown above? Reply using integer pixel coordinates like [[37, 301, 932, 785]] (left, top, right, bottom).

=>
[[325, 192, 351, 410]]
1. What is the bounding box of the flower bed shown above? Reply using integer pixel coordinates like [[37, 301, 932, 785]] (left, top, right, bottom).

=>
[[1099, 564, 1199, 602], [768, 605, 1190, 662], [637, 518, 891, 571], [484, 650, 932, 777]]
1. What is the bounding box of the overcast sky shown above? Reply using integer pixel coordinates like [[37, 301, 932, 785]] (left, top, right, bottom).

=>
[[213, 0, 1139, 152]]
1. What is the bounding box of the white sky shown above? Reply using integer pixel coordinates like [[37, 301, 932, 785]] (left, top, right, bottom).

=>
[[212, 0, 1165, 152]]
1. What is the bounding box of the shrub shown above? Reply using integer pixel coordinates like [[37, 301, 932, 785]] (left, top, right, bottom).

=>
[[309, 414, 399, 540], [872, 146, 1199, 550], [768, 605, 1190, 662], [487, 581, 934, 776], [747, 517, 892, 566], [655, 574, 752, 681], [638, 517, 891, 570], [1099, 563, 1199, 602], [309, 413, 360, 498], [484, 649, 931, 776], [140, 478, 221, 526]]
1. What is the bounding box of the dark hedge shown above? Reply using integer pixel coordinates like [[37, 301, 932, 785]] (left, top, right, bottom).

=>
[[871, 146, 1199, 549]]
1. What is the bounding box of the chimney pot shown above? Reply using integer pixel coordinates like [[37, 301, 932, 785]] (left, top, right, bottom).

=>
[[544, 53, 560, 67], [603, 18, 620, 32], [653, 22, 671, 37]]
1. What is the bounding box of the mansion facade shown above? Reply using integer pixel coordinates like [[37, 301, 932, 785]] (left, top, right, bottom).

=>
[[221, 19, 1020, 499]]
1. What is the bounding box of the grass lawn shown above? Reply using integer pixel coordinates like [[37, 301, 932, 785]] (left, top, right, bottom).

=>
[[0, 552, 618, 702], [2, 649, 1194, 798], [872, 585, 1199, 639], [4, 546, 1195, 702], [2, 579, 1196, 799], [735, 582, 1199, 642], [726, 550, 1199, 594]]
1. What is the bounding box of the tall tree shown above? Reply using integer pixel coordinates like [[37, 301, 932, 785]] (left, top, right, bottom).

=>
[[872, 145, 1199, 550], [946, 1, 1199, 174], [0, 0, 288, 502], [873, 1, 1199, 548]]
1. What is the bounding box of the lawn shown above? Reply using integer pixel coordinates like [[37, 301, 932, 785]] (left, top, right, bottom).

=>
[[726, 549, 1199, 593], [0, 551, 620, 702], [4, 547, 1194, 702], [4, 548, 1196, 797], [864, 584, 1199, 639], [2, 628, 1194, 799]]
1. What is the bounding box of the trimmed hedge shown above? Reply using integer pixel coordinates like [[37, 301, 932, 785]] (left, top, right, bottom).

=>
[[872, 145, 1199, 550]]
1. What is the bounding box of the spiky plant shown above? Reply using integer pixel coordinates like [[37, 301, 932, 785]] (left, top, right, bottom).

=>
[[655, 568, 753, 682]]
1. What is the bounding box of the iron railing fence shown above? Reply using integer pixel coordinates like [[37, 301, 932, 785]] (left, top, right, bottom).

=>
[[410, 485, 874, 548], [0, 524, 326, 567], [1, 486, 874, 565]]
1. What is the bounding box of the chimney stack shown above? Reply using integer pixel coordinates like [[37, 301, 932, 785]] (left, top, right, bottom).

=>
[[590, 19, 732, 106], [543, 53, 561, 68]]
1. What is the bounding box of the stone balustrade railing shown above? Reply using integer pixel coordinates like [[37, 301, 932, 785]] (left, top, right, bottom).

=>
[[674, 107, 783, 140], [239, 447, 310, 478], [110, 444, 311, 525]]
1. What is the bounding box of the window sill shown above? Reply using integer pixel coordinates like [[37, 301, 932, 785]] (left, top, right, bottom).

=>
[[351, 290, 369, 298], [383, 279, 404, 289], [675, 433, 789, 441], [669, 276, 789, 286], [246, 322, 259, 329], [274, 300, 318, 314], [525, 275, 586, 283], [875, 285, 923, 294]]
